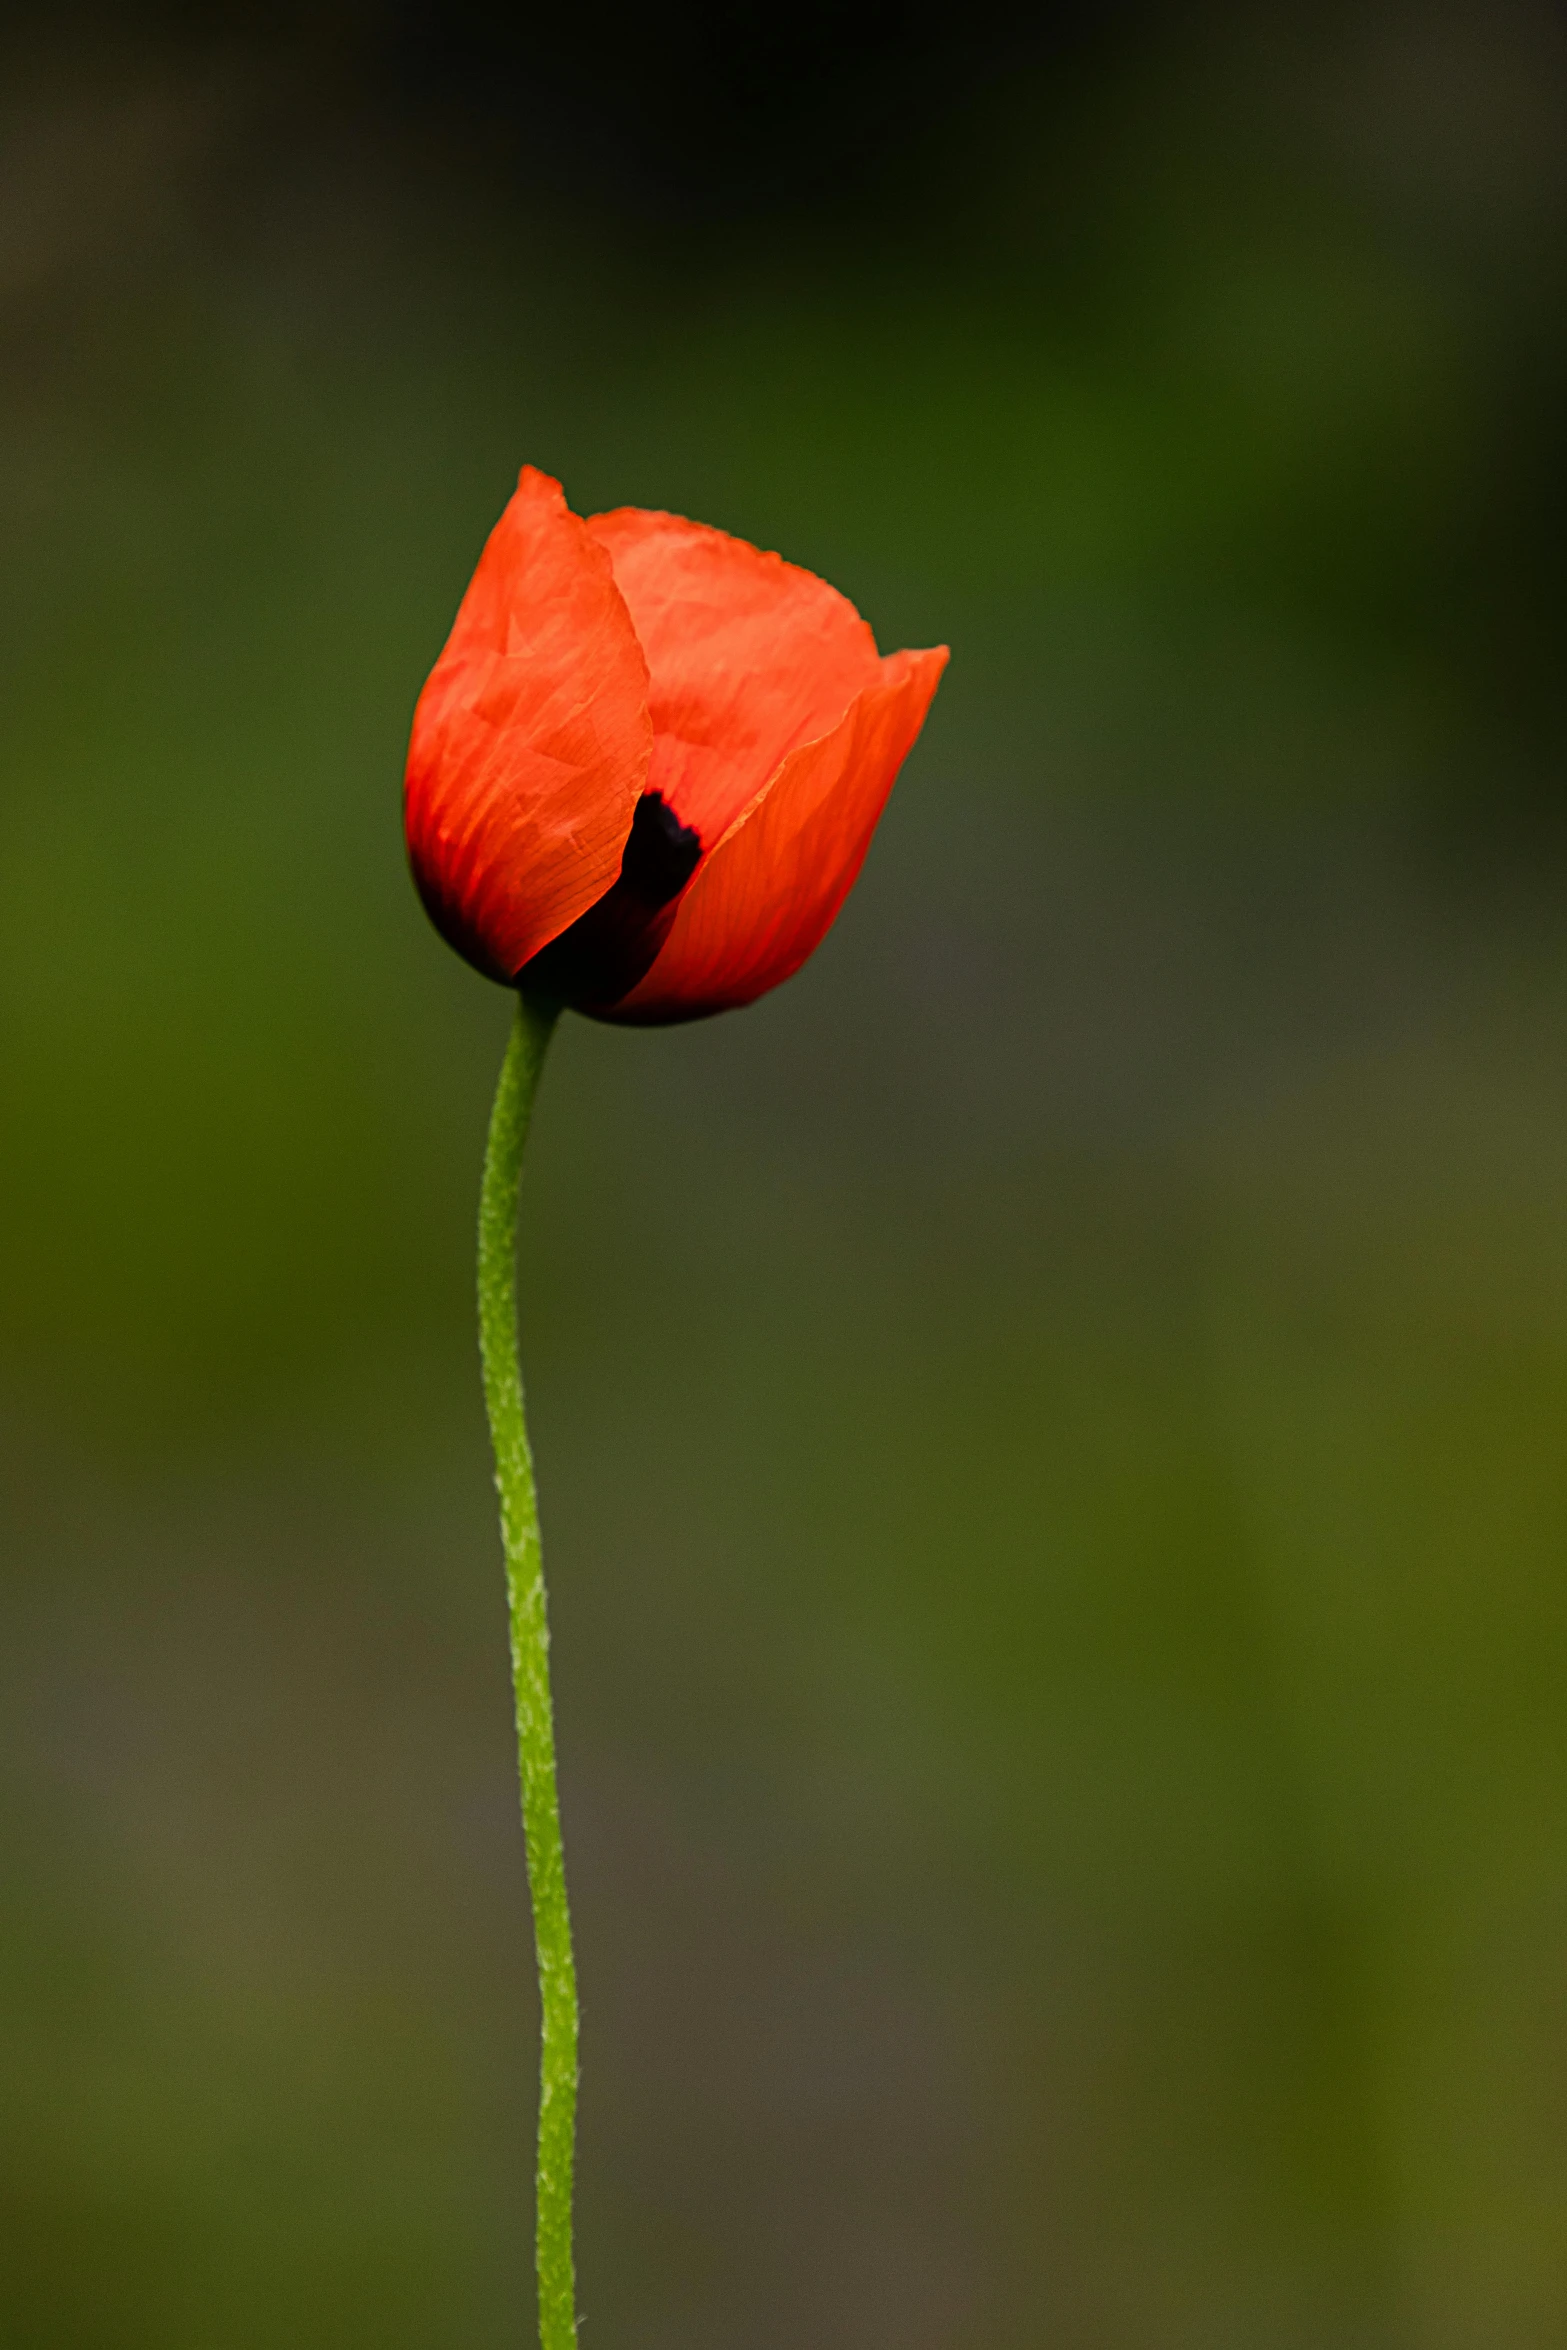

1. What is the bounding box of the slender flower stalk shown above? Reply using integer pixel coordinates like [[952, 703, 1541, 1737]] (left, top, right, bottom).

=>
[[476, 990, 576, 2350]]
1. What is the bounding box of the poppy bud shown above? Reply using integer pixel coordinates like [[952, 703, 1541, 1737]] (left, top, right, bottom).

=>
[[405, 467, 947, 1024]]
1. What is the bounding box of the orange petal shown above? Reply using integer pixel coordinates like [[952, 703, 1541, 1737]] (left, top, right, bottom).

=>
[[586, 507, 883, 853], [607, 646, 949, 1024], [405, 467, 652, 981]]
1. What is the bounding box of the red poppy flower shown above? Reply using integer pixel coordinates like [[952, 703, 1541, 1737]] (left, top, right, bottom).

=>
[[405, 467, 948, 1023]]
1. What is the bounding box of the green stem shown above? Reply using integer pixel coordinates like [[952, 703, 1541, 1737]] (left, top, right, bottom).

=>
[[476, 990, 576, 2350]]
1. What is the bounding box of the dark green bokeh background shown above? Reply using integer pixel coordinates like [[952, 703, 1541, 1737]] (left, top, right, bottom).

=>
[[6, 5, 1567, 2342]]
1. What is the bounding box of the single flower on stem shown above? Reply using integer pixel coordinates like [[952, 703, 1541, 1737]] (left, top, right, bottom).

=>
[[405, 463, 946, 2350]]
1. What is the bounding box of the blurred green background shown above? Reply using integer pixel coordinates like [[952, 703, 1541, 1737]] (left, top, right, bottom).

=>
[[5, 4, 1567, 2343]]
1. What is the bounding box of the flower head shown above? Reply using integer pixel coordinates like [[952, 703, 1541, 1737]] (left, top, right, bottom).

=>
[[405, 467, 947, 1023]]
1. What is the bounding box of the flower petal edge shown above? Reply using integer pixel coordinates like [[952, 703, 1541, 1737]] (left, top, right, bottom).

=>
[[404, 467, 652, 982]]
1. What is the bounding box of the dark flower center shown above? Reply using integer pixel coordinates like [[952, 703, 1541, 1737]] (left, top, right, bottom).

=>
[[519, 790, 702, 1007], [616, 790, 704, 908]]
